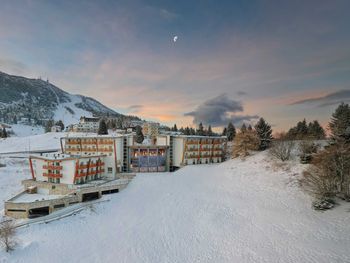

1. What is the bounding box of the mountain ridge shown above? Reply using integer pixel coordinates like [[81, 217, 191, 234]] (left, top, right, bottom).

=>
[[0, 71, 134, 127]]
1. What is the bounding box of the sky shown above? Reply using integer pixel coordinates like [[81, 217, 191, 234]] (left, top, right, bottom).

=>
[[0, 0, 350, 132]]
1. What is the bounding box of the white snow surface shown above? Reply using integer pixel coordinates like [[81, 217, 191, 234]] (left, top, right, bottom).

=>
[[53, 94, 94, 126], [0, 132, 64, 153], [0, 150, 349, 262]]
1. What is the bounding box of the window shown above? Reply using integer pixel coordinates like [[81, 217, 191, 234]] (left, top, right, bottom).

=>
[[108, 167, 113, 173]]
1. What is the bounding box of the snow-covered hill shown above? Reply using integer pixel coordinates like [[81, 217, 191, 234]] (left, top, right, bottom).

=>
[[0, 148, 349, 262], [0, 71, 124, 130]]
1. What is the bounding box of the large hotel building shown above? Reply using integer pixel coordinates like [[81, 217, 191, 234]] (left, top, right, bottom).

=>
[[57, 134, 227, 177]]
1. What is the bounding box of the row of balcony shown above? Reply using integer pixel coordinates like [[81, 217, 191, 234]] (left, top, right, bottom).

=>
[[76, 169, 105, 177], [66, 148, 113, 153], [43, 172, 63, 178], [66, 140, 114, 145], [43, 165, 63, 170], [185, 154, 223, 159], [78, 162, 105, 169], [186, 147, 223, 151]]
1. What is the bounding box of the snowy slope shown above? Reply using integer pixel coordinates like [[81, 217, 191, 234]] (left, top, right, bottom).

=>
[[0, 132, 64, 153], [0, 151, 349, 262]]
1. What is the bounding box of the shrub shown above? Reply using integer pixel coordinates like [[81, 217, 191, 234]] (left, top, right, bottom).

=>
[[269, 139, 294, 162], [0, 219, 16, 252], [232, 130, 260, 158], [299, 141, 319, 164], [300, 142, 350, 199]]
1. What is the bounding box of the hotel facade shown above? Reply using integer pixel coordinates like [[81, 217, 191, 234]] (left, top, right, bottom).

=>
[[58, 134, 227, 176]]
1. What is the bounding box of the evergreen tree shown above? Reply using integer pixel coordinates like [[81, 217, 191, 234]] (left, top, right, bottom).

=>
[[98, 119, 108, 135], [247, 124, 253, 131], [241, 123, 247, 133], [179, 127, 185, 134], [173, 124, 178, 132], [190, 127, 196, 135], [2, 128, 7, 138], [222, 127, 227, 136], [329, 102, 350, 142], [226, 122, 236, 141], [184, 127, 190, 135], [45, 119, 54, 133], [197, 122, 204, 136], [308, 120, 326, 139], [296, 119, 308, 138], [207, 125, 213, 136], [55, 120, 65, 131], [254, 117, 273, 150], [135, 125, 144, 143]]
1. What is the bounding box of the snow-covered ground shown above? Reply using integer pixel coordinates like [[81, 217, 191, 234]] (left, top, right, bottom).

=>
[[0, 150, 349, 262], [0, 132, 64, 153], [9, 124, 44, 137]]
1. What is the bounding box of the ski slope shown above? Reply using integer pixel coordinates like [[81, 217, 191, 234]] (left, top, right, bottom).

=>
[[0, 150, 349, 262]]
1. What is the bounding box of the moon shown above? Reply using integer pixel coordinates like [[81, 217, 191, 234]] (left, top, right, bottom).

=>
[[173, 36, 178, 42]]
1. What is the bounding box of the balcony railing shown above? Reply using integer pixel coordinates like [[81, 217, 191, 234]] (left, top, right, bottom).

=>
[[43, 172, 63, 178], [65, 141, 81, 145], [43, 165, 63, 170], [97, 141, 114, 145]]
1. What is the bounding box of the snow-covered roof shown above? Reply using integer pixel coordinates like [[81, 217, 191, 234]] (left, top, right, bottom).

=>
[[31, 152, 106, 161]]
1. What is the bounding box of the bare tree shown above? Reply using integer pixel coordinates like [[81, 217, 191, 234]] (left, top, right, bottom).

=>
[[0, 219, 16, 252], [300, 142, 350, 199], [269, 139, 294, 161]]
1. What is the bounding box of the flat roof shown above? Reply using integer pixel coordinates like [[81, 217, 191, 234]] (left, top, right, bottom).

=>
[[63, 132, 130, 138], [30, 152, 106, 161], [9, 192, 64, 203]]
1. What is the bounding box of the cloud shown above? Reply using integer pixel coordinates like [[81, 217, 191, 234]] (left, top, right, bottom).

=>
[[127, 104, 144, 113], [159, 8, 178, 20], [184, 94, 258, 127], [237, 91, 247, 96], [290, 90, 350, 107]]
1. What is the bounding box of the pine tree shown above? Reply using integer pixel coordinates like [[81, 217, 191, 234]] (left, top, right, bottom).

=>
[[197, 122, 204, 136], [247, 124, 253, 131], [179, 127, 185, 134], [135, 125, 144, 143], [254, 117, 273, 150], [45, 119, 54, 133], [173, 124, 178, 132], [329, 102, 350, 142], [241, 123, 247, 133], [222, 127, 227, 136], [226, 122, 236, 141], [2, 128, 7, 138], [207, 125, 213, 136], [184, 127, 190, 135], [296, 119, 308, 138], [190, 127, 196, 135], [98, 119, 108, 135], [308, 120, 326, 139], [55, 120, 65, 131]]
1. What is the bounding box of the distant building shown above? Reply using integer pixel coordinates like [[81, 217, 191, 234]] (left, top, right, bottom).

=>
[[51, 125, 62, 132], [142, 122, 160, 138], [69, 116, 101, 133], [0, 123, 11, 129]]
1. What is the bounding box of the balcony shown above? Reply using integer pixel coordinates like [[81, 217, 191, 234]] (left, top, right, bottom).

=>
[[98, 140, 114, 145], [186, 141, 199, 145], [43, 165, 63, 170], [43, 172, 62, 178], [65, 141, 80, 145]]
